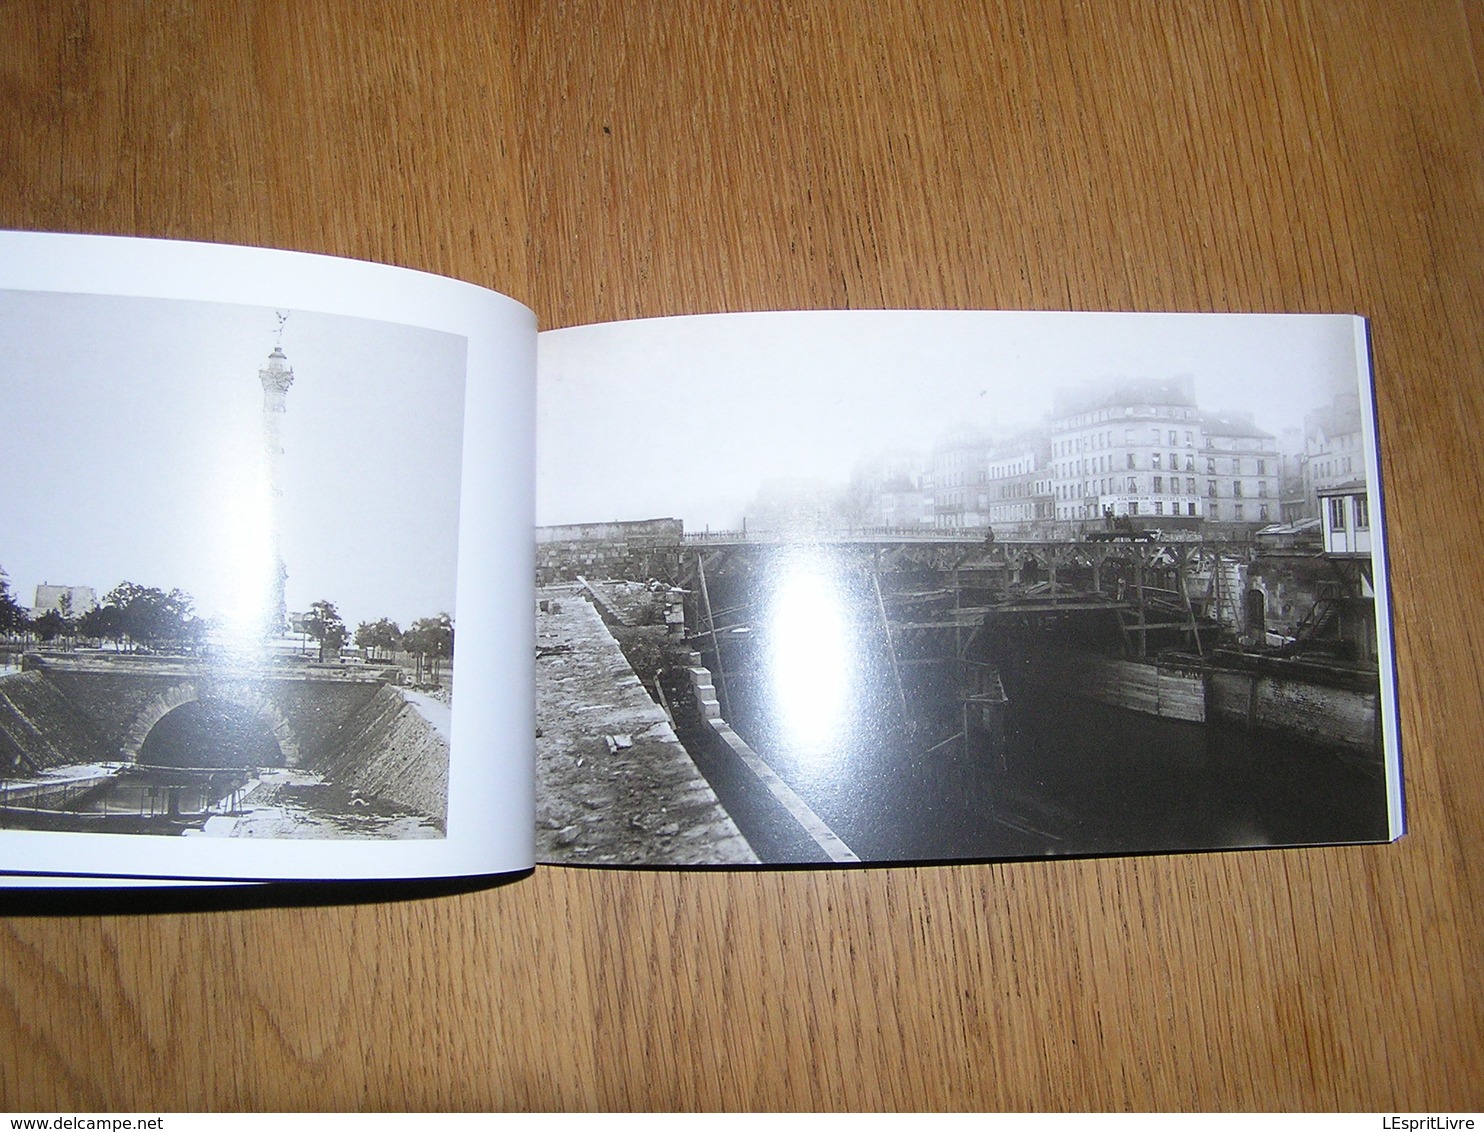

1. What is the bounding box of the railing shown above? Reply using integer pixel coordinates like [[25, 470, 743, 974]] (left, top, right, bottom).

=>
[[681, 527, 994, 545]]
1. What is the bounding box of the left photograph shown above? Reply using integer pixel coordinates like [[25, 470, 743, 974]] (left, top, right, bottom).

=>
[[0, 289, 466, 840]]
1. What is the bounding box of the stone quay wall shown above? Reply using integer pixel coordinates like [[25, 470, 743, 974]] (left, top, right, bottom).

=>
[[1046, 647, 1379, 753], [535, 519, 686, 585], [0, 671, 114, 773], [1207, 668, 1378, 753], [314, 685, 449, 830], [536, 540, 685, 586]]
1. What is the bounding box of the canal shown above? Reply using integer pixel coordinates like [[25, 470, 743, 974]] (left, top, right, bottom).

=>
[[0, 762, 442, 839], [713, 673, 1389, 864], [685, 581, 1389, 864]]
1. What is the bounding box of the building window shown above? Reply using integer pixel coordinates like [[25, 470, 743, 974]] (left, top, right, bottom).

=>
[[1187, 502, 1197, 517], [1234, 503, 1244, 520], [1186, 477, 1196, 494], [1258, 481, 1267, 497], [1355, 493, 1370, 530], [1127, 476, 1138, 492], [1207, 480, 1218, 497], [1233, 480, 1243, 497], [1130, 502, 1139, 515], [1207, 458, 1216, 475], [1328, 496, 1347, 530], [1153, 475, 1163, 492], [1127, 452, 1136, 469], [1257, 459, 1267, 475], [1154, 502, 1164, 515], [1185, 455, 1194, 472], [1152, 453, 1161, 469], [1169, 430, 1178, 445], [1260, 504, 1270, 521]]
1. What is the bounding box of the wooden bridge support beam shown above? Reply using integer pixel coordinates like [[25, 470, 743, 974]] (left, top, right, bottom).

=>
[[872, 550, 909, 718]]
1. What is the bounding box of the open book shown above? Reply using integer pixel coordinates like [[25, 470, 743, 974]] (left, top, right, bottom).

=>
[[0, 232, 1404, 884]]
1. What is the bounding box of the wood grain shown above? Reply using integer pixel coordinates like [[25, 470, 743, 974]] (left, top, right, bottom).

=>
[[2, 0, 1481, 1110]]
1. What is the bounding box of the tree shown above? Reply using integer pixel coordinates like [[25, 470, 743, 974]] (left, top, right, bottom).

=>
[[32, 609, 66, 644], [77, 603, 125, 650], [354, 617, 402, 662], [0, 568, 28, 638], [51, 592, 80, 649], [305, 599, 348, 661], [402, 613, 453, 686], [98, 582, 199, 652]]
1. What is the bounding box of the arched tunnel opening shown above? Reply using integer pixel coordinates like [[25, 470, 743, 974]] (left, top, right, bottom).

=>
[[137, 699, 286, 769]]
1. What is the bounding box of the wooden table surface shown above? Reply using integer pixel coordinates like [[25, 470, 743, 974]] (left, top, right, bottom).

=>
[[2, 1, 1481, 1111]]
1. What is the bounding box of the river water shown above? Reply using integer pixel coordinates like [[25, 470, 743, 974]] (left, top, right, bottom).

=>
[[713, 649, 1389, 864]]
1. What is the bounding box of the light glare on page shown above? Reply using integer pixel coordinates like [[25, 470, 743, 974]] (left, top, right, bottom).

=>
[[766, 553, 854, 761], [211, 461, 275, 655]]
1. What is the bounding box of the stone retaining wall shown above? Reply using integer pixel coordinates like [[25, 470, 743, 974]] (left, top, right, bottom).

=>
[[0, 672, 114, 773], [315, 686, 450, 829]]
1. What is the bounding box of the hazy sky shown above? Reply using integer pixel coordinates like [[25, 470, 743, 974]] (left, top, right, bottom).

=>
[[1, 290, 466, 629], [537, 309, 1365, 529]]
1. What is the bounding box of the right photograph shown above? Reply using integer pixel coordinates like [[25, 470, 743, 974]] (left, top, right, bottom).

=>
[[533, 310, 1402, 867]]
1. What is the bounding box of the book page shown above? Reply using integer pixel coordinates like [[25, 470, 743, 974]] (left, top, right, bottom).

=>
[[0, 233, 536, 882], [535, 310, 1402, 866]]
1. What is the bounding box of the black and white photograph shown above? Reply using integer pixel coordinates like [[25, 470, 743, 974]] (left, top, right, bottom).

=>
[[535, 310, 1402, 866], [0, 288, 465, 841]]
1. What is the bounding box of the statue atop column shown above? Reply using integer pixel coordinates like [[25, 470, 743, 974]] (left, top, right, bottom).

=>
[[259, 315, 294, 637]]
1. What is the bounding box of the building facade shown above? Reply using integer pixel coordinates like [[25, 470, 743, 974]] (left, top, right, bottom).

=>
[[823, 376, 1320, 537], [31, 584, 97, 619], [1201, 412, 1280, 526], [983, 433, 1054, 529], [1302, 391, 1367, 519], [1318, 481, 1373, 557], [1048, 378, 1206, 523], [849, 451, 931, 529], [929, 426, 994, 529]]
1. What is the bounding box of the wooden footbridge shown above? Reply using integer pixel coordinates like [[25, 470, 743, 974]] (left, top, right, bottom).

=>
[[662, 533, 1252, 749], [538, 522, 1257, 751], [674, 532, 1251, 651]]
